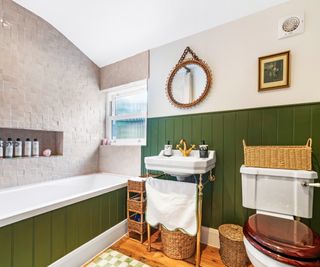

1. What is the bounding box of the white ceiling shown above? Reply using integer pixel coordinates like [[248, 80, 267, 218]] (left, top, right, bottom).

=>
[[14, 0, 288, 67]]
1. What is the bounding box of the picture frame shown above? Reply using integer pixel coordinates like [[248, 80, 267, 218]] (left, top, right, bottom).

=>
[[258, 51, 290, 91]]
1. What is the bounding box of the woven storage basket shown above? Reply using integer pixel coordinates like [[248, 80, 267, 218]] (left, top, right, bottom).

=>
[[219, 224, 249, 267], [243, 138, 312, 170], [161, 227, 196, 260], [128, 218, 146, 234], [128, 180, 145, 192], [128, 198, 146, 213]]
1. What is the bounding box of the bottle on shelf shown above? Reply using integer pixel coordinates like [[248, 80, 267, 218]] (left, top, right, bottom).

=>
[[5, 138, 13, 158], [0, 138, 3, 158], [14, 138, 22, 157], [32, 138, 39, 157], [24, 138, 32, 157]]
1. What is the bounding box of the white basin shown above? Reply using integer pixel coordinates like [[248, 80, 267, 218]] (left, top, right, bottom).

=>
[[144, 150, 216, 179]]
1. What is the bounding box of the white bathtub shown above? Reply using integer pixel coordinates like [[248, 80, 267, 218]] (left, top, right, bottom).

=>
[[0, 172, 131, 227]]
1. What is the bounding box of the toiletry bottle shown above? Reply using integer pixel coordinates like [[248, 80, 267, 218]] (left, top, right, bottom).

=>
[[14, 138, 22, 157], [199, 140, 209, 158], [32, 138, 39, 157], [5, 138, 13, 158], [24, 138, 32, 157], [0, 138, 3, 158], [164, 141, 173, 157]]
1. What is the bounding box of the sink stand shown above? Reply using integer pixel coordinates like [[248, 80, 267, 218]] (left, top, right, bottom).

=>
[[145, 169, 215, 267]]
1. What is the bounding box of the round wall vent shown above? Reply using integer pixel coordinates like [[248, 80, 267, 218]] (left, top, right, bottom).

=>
[[278, 13, 304, 39], [282, 16, 300, 32]]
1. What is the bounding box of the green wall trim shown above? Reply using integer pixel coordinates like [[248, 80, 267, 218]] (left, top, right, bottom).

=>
[[0, 187, 127, 267], [141, 102, 320, 233]]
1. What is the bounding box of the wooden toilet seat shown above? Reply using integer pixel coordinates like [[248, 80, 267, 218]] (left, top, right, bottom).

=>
[[243, 214, 320, 267]]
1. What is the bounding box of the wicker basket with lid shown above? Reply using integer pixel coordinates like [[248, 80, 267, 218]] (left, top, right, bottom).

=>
[[161, 227, 196, 260], [218, 224, 249, 267]]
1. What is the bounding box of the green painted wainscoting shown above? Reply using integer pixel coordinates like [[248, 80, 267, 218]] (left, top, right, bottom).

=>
[[0, 187, 127, 267], [141, 102, 320, 233]]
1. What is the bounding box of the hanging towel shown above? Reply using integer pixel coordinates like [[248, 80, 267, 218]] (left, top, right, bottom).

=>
[[146, 178, 198, 236]]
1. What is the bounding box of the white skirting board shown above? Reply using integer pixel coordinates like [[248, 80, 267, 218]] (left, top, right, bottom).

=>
[[49, 220, 128, 267], [201, 226, 220, 248], [49, 220, 220, 267]]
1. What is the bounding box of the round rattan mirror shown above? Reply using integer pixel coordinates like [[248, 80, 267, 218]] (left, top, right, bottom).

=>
[[166, 47, 212, 108]]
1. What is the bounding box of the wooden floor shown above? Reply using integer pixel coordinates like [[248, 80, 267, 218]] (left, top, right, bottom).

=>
[[111, 233, 252, 267]]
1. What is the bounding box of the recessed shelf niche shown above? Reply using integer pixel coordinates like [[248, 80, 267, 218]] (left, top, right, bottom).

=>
[[0, 128, 63, 158]]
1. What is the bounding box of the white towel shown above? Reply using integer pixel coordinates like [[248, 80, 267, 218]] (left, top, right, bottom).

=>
[[145, 178, 198, 236]]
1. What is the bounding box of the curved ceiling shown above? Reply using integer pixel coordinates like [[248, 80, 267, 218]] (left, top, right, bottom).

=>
[[14, 0, 288, 67]]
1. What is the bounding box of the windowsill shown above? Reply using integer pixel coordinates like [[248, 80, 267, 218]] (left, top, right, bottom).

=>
[[100, 144, 144, 147]]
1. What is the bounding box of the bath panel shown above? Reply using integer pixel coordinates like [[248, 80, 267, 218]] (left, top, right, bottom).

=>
[[0, 184, 127, 266]]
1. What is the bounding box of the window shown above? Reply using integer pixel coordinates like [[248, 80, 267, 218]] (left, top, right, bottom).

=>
[[106, 80, 147, 145]]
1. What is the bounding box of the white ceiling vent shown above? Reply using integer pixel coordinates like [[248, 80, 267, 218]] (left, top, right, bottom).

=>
[[278, 13, 304, 39]]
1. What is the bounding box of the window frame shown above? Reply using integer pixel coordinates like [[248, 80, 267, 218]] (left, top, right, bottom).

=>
[[106, 79, 147, 146]]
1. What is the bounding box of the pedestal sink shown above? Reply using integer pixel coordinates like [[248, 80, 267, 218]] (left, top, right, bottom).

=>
[[144, 150, 216, 181]]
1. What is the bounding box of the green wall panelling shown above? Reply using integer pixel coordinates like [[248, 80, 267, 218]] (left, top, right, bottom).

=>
[[222, 112, 236, 224], [0, 187, 127, 267], [211, 114, 224, 229], [101, 193, 111, 230], [0, 225, 12, 267], [141, 102, 320, 233], [109, 191, 118, 227], [34, 213, 51, 267], [13, 218, 34, 267], [51, 208, 67, 262], [118, 188, 127, 222], [66, 203, 80, 253]]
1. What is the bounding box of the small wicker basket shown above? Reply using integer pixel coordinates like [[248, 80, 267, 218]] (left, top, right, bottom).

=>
[[219, 224, 249, 267], [128, 217, 146, 234], [243, 138, 312, 170], [128, 198, 146, 213], [128, 180, 145, 192], [161, 227, 196, 260]]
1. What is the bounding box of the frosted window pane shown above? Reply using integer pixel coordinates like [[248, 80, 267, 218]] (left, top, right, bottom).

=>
[[112, 118, 145, 139], [115, 91, 147, 116]]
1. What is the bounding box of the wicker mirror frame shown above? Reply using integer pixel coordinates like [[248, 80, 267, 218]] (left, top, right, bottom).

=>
[[166, 47, 212, 109]]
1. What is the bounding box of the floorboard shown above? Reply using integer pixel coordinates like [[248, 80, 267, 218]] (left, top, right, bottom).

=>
[[109, 234, 252, 267]]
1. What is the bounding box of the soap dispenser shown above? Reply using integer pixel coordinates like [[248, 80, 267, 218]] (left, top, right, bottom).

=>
[[199, 140, 208, 158], [164, 141, 173, 157]]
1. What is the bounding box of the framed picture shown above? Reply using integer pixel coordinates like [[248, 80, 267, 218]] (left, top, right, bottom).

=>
[[258, 51, 290, 91]]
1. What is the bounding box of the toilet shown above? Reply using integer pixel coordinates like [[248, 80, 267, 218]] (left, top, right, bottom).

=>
[[240, 166, 320, 267]]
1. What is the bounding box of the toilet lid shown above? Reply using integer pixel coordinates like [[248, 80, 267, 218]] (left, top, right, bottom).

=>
[[244, 214, 320, 260]]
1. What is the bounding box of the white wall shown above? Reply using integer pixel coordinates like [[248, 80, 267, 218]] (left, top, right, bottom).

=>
[[148, 0, 320, 118]]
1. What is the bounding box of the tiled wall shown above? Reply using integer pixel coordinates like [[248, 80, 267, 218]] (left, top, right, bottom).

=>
[[0, 0, 105, 188], [99, 146, 141, 176]]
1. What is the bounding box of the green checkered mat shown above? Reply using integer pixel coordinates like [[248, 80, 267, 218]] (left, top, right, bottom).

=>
[[86, 249, 150, 267]]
